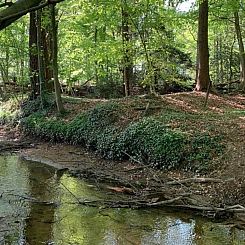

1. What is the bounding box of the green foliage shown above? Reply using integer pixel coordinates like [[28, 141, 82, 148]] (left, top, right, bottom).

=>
[[1, 0, 243, 97], [0, 98, 20, 125], [20, 95, 56, 118], [22, 101, 121, 144], [0, 110, 18, 125], [21, 112, 66, 141], [0, 17, 29, 87], [57, 0, 195, 95], [95, 78, 123, 99], [67, 102, 121, 148], [21, 101, 224, 172], [86, 102, 121, 127], [186, 134, 224, 172], [117, 118, 186, 168]]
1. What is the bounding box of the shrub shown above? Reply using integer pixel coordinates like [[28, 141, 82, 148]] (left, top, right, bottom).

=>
[[185, 134, 224, 171], [95, 78, 123, 99], [21, 102, 224, 172], [117, 118, 187, 169], [20, 94, 55, 118], [0, 98, 20, 125]]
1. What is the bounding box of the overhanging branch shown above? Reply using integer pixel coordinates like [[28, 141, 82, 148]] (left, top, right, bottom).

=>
[[0, 2, 13, 8], [0, 0, 64, 30]]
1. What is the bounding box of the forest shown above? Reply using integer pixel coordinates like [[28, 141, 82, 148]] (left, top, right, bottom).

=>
[[0, 0, 245, 243], [0, 0, 244, 102]]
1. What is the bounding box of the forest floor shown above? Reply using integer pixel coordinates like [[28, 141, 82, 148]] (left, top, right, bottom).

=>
[[1, 91, 245, 228]]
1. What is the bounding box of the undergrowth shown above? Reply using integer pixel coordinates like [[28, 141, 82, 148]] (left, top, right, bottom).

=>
[[0, 98, 20, 125], [20, 101, 224, 172]]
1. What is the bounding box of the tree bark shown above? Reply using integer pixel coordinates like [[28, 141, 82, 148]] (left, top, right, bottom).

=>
[[234, 11, 245, 91], [0, 0, 43, 30], [122, 2, 133, 97], [50, 3, 64, 113], [37, 9, 45, 105], [41, 6, 54, 92], [195, 0, 210, 91], [29, 11, 39, 99]]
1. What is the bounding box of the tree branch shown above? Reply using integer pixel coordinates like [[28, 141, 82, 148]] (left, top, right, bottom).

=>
[[0, 2, 13, 8], [0, 0, 65, 31]]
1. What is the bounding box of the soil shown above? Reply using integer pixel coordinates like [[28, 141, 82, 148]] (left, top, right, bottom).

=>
[[1, 92, 245, 228]]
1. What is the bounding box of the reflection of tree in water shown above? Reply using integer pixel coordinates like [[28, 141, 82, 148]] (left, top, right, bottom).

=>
[[24, 165, 61, 245], [0, 156, 30, 244], [53, 175, 111, 244], [193, 219, 245, 245], [20, 162, 245, 245], [53, 175, 142, 244]]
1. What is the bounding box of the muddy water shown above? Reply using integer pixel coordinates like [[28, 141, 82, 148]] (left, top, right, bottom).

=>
[[0, 155, 245, 245]]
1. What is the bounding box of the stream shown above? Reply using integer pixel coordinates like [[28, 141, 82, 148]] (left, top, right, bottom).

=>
[[0, 155, 245, 245]]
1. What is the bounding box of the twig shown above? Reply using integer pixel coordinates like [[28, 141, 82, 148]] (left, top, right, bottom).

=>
[[147, 194, 189, 207], [4, 193, 57, 205], [122, 150, 163, 185], [168, 204, 245, 213], [165, 177, 232, 185], [225, 204, 245, 211], [60, 182, 81, 204]]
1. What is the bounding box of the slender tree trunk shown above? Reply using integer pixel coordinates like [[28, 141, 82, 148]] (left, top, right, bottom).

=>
[[37, 9, 45, 106], [42, 6, 54, 92], [29, 11, 39, 99], [94, 0, 99, 84], [4, 46, 9, 84], [214, 37, 219, 84], [195, 0, 210, 91], [229, 36, 236, 83], [234, 11, 245, 91], [219, 35, 224, 83], [50, 3, 64, 113], [0, 46, 10, 93], [122, 2, 133, 96]]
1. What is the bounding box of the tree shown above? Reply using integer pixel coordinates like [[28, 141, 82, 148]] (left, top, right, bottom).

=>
[[29, 11, 39, 99], [41, 6, 55, 92], [234, 10, 245, 91], [50, 3, 64, 113], [195, 0, 210, 91], [0, 0, 64, 112], [121, 1, 133, 96]]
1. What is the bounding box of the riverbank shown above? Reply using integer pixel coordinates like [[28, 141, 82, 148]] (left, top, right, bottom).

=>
[[1, 154, 245, 244], [1, 92, 245, 228]]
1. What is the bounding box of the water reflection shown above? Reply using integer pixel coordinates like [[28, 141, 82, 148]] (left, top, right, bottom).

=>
[[0, 155, 244, 245], [24, 164, 58, 245]]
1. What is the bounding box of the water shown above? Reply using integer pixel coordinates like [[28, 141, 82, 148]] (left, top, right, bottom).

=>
[[0, 155, 244, 245]]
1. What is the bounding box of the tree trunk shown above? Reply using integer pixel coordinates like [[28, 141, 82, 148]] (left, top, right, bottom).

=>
[[29, 11, 39, 99], [219, 35, 224, 83], [195, 0, 210, 91], [234, 11, 245, 91], [37, 9, 45, 106], [94, 0, 99, 84], [41, 6, 54, 92], [50, 3, 64, 113], [229, 36, 236, 82], [122, 3, 133, 97]]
